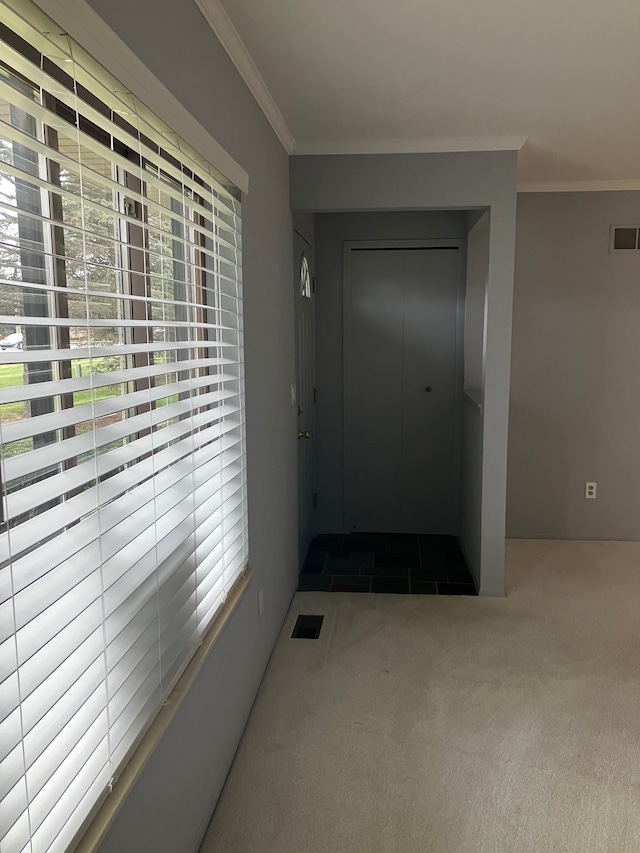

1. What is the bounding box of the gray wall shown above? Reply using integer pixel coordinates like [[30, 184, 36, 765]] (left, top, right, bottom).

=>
[[460, 211, 491, 583], [464, 211, 490, 395], [461, 397, 483, 583], [83, 1, 298, 851], [508, 191, 640, 540], [313, 211, 467, 532], [292, 152, 518, 595]]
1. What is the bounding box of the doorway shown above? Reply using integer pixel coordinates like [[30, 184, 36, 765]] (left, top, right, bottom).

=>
[[294, 230, 316, 564], [343, 240, 464, 534]]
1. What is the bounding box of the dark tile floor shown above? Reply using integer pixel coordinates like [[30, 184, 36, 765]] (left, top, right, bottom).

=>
[[298, 532, 478, 595]]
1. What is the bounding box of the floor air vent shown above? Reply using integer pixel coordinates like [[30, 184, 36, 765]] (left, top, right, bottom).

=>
[[291, 614, 324, 639]]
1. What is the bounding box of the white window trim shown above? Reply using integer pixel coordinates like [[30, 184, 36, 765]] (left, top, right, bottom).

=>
[[31, 0, 250, 195]]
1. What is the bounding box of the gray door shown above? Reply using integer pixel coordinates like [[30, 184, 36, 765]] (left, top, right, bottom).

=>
[[294, 232, 316, 563], [343, 242, 462, 533]]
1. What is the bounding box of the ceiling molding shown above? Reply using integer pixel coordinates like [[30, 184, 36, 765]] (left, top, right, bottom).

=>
[[292, 135, 528, 156], [518, 180, 640, 193], [194, 0, 295, 154]]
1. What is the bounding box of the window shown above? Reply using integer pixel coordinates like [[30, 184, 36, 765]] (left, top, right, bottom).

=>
[[0, 4, 248, 853], [299, 252, 311, 298]]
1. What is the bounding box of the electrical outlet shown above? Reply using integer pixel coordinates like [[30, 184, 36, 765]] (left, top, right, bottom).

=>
[[585, 482, 597, 499]]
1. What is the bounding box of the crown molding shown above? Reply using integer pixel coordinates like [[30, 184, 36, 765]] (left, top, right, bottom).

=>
[[518, 180, 640, 193], [292, 135, 528, 156], [194, 0, 295, 154]]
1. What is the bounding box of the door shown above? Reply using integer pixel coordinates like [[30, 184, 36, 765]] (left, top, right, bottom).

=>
[[343, 241, 462, 533], [294, 231, 316, 562]]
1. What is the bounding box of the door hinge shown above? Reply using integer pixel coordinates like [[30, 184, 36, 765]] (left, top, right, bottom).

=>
[[313, 493, 317, 509], [313, 387, 317, 404], [312, 276, 316, 294]]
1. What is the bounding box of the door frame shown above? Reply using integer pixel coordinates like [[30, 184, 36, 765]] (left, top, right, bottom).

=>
[[342, 238, 467, 533]]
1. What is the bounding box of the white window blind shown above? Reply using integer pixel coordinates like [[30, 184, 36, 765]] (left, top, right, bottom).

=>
[[0, 3, 248, 852]]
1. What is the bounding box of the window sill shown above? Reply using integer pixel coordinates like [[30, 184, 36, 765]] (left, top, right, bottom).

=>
[[74, 568, 254, 853]]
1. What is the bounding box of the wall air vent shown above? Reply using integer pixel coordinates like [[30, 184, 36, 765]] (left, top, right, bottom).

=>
[[610, 225, 640, 252]]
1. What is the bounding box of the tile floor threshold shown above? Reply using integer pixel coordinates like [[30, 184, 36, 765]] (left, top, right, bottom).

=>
[[298, 532, 477, 595]]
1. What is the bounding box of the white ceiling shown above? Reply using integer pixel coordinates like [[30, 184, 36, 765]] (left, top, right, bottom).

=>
[[205, 0, 640, 188]]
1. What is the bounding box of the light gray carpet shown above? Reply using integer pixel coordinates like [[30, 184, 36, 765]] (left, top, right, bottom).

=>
[[201, 540, 640, 852]]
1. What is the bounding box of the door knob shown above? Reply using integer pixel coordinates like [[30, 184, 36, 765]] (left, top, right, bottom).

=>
[[298, 430, 311, 439]]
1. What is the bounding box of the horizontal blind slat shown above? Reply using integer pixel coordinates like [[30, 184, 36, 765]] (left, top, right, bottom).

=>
[[0, 116, 241, 248], [0, 75, 240, 224], [1, 394, 242, 483]]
